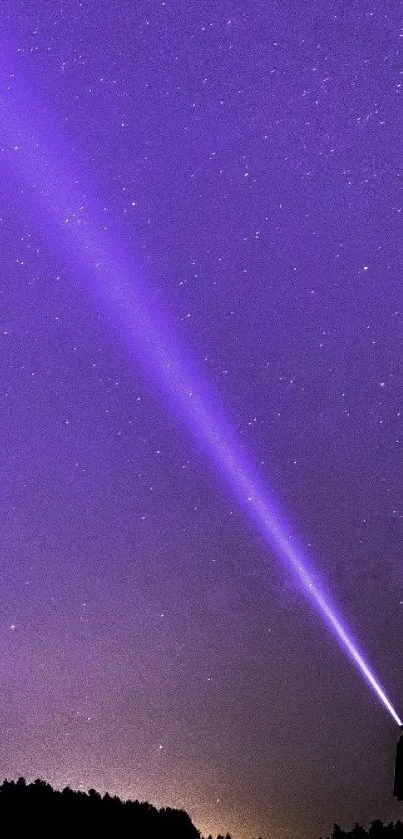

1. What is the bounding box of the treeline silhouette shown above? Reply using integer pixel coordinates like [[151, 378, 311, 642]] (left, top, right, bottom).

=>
[[0, 777, 232, 839], [329, 824, 403, 839], [1, 778, 402, 839]]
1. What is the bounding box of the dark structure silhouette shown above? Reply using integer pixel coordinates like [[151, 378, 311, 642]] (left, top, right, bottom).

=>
[[394, 726, 403, 801], [0, 777, 231, 838]]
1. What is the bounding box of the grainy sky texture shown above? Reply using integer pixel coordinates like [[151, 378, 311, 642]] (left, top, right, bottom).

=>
[[0, 2, 402, 838]]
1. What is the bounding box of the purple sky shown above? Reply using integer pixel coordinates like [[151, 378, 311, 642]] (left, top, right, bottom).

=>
[[0, 2, 402, 838]]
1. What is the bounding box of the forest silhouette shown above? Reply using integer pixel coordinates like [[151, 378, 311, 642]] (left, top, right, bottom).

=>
[[0, 777, 231, 838], [330, 823, 403, 839], [0, 777, 402, 839]]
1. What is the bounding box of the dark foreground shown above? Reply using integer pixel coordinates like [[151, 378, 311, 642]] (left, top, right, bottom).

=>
[[1, 778, 402, 839], [331, 823, 403, 839], [0, 777, 230, 838]]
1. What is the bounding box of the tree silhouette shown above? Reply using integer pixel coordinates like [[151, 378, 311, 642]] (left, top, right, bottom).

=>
[[2, 777, 403, 839], [0, 777, 221, 838], [331, 823, 403, 839]]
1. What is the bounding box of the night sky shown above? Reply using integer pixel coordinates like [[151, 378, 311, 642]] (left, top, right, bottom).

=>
[[1, 2, 402, 838]]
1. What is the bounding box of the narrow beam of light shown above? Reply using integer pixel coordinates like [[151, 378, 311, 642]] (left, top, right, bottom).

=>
[[1, 51, 401, 727]]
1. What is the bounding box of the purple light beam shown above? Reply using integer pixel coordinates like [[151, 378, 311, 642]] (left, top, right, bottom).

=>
[[1, 52, 401, 727]]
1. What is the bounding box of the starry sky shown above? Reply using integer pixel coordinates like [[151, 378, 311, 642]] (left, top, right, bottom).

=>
[[0, 1, 402, 838]]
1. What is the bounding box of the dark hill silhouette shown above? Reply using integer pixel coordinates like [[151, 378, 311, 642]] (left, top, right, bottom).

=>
[[0, 777, 232, 839]]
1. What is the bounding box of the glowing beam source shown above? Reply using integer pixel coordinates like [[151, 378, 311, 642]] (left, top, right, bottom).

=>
[[1, 53, 400, 727]]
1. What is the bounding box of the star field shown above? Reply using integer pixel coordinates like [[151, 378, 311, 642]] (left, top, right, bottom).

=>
[[0, 2, 402, 838]]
